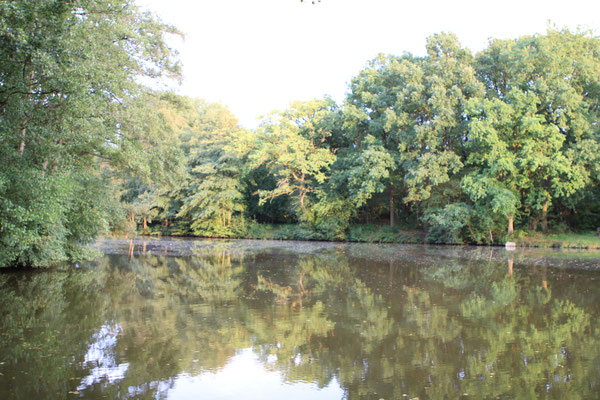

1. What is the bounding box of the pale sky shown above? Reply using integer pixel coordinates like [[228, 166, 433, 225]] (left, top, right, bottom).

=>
[[136, 0, 600, 129]]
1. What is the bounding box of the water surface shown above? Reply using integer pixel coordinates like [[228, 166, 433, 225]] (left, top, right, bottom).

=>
[[1, 238, 599, 399]]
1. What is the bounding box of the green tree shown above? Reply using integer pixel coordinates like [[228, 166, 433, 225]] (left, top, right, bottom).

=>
[[177, 101, 251, 237], [344, 34, 484, 229], [473, 29, 600, 233], [343, 54, 413, 226], [0, 0, 180, 266], [251, 99, 337, 219], [116, 92, 188, 234]]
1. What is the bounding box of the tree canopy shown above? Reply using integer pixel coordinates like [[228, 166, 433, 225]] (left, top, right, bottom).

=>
[[0, 0, 180, 266], [2, 3, 600, 268]]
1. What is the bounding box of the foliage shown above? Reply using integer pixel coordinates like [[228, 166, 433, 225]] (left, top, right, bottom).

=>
[[515, 232, 600, 249], [4, 9, 600, 265], [176, 101, 251, 237], [250, 99, 338, 219], [0, 0, 180, 266], [121, 28, 600, 246]]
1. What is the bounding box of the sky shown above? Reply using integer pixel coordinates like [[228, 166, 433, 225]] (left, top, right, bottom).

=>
[[136, 0, 600, 129]]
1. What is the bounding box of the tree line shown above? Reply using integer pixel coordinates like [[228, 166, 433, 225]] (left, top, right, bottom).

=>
[[1, 0, 599, 266], [125, 30, 600, 245]]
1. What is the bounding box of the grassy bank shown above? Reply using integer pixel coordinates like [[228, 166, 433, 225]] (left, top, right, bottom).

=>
[[515, 232, 600, 249], [142, 223, 600, 249], [243, 223, 425, 244], [142, 223, 425, 244]]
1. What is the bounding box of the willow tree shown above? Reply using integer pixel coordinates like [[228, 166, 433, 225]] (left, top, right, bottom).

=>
[[177, 101, 251, 237], [116, 92, 189, 234]]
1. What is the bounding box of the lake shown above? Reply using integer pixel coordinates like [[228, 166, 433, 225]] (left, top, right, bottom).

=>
[[1, 238, 599, 399]]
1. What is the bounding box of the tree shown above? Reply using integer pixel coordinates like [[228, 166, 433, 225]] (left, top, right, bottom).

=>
[[0, 0, 180, 266], [462, 97, 521, 237], [343, 54, 415, 226], [251, 99, 337, 220], [344, 34, 484, 228], [116, 92, 188, 234], [177, 101, 251, 237], [473, 29, 600, 232]]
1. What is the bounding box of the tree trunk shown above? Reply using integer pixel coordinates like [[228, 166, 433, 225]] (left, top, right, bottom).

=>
[[507, 213, 514, 236], [18, 71, 34, 157], [19, 120, 26, 156], [542, 266, 548, 290], [389, 185, 394, 227], [143, 216, 147, 230], [300, 190, 306, 211], [52, 139, 62, 170], [42, 159, 49, 177], [541, 201, 549, 233]]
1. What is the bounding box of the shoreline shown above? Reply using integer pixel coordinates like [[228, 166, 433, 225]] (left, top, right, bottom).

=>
[[105, 231, 600, 251], [118, 228, 600, 250]]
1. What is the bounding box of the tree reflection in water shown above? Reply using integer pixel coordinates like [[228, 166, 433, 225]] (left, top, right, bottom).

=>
[[0, 240, 599, 399]]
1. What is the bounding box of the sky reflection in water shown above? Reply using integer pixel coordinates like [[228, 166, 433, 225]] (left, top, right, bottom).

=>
[[166, 349, 344, 400]]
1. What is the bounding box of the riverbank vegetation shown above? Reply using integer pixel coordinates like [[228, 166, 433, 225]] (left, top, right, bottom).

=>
[[123, 30, 600, 248], [515, 232, 600, 249], [0, 0, 181, 266], [1, 0, 599, 267]]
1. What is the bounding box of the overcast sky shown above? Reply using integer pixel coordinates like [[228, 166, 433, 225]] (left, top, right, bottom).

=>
[[136, 0, 600, 128]]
